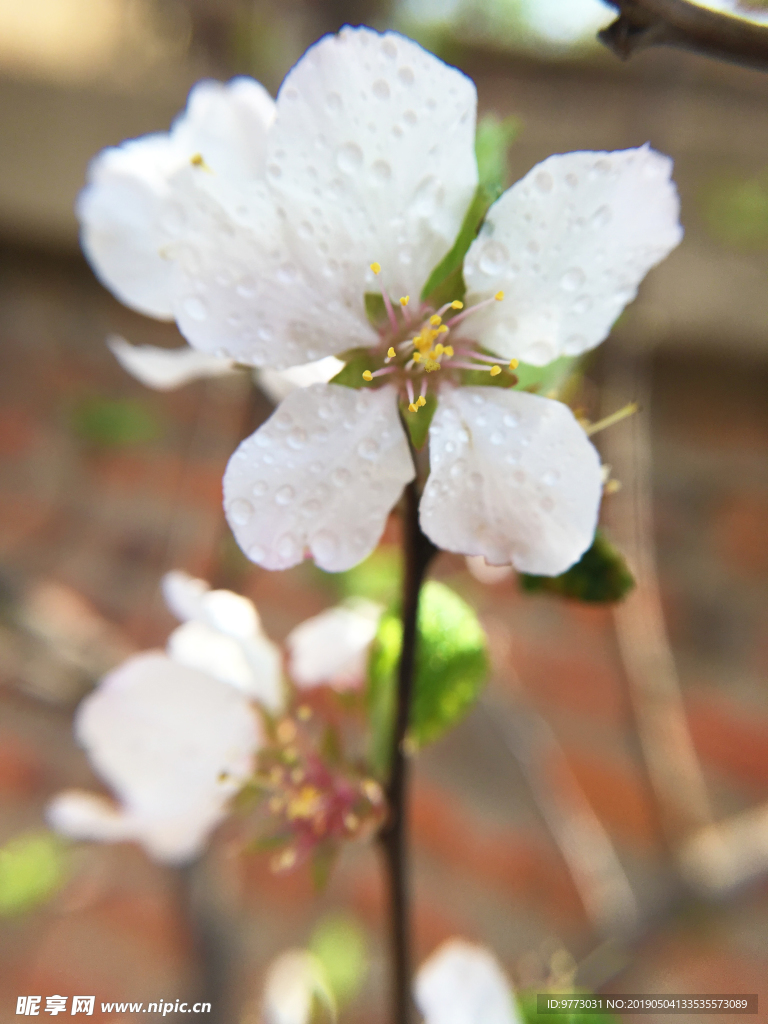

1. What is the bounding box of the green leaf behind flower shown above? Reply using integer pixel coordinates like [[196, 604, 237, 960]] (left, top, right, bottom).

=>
[[518, 993, 620, 1024], [367, 581, 489, 776], [0, 832, 67, 916], [310, 914, 369, 1007], [71, 396, 161, 446], [519, 531, 635, 603], [329, 349, 379, 389], [399, 392, 437, 449], [475, 114, 521, 197]]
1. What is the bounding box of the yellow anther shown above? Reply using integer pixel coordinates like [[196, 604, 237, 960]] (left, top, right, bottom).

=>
[[444, 346, 454, 358], [387, 346, 396, 358], [362, 370, 373, 381], [344, 813, 360, 832], [430, 314, 442, 326], [413, 352, 422, 363], [434, 343, 444, 356], [370, 262, 381, 274], [190, 153, 212, 172], [495, 290, 505, 301], [509, 358, 519, 370], [437, 324, 449, 334], [425, 359, 440, 372], [400, 295, 410, 306], [297, 704, 312, 721], [416, 395, 427, 407], [408, 402, 418, 413], [271, 848, 297, 872], [362, 779, 384, 803], [217, 771, 229, 783], [276, 719, 297, 744], [490, 365, 502, 377], [451, 300, 464, 310], [605, 478, 623, 495], [287, 786, 323, 821]]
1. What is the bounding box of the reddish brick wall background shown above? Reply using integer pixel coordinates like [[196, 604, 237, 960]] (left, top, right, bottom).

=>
[[1, 235, 767, 1024]]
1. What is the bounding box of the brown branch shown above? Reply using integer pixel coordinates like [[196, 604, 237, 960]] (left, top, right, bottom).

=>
[[600, 0, 768, 70]]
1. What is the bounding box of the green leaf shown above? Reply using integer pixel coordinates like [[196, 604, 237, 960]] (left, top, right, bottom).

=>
[[420, 113, 520, 308], [367, 581, 489, 775], [71, 396, 161, 446], [518, 992, 620, 1024], [399, 391, 437, 449], [475, 114, 521, 197], [519, 531, 635, 604], [310, 842, 338, 892], [364, 292, 387, 329], [309, 914, 369, 1007], [0, 832, 67, 916], [329, 349, 380, 390], [512, 354, 579, 396]]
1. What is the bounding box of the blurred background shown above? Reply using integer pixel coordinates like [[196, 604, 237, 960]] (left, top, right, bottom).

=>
[[1, 0, 768, 1021]]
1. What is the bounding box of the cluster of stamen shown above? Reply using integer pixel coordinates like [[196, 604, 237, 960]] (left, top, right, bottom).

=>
[[363, 263, 518, 412]]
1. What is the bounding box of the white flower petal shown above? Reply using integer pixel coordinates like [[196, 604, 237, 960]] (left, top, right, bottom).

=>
[[162, 570, 260, 637], [78, 78, 274, 321], [461, 147, 683, 365], [257, 356, 345, 404], [420, 387, 602, 576], [262, 950, 334, 1024], [223, 383, 414, 572], [267, 26, 479, 304], [414, 939, 522, 1024], [66, 651, 261, 863], [166, 168, 370, 369], [46, 791, 134, 843], [167, 621, 284, 713], [286, 600, 383, 691], [108, 335, 235, 390]]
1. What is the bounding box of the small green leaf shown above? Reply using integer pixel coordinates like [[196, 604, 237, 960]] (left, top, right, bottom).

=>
[[367, 581, 489, 775], [309, 914, 369, 1007], [329, 349, 380, 390], [513, 354, 580, 396], [0, 832, 67, 916], [475, 114, 521, 197], [71, 396, 161, 446], [518, 992, 620, 1024], [364, 292, 387, 328], [399, 392, 437, 449], [460, 365, 518, 389], [519, 531, 635, 604], [420, 186, 489, 307]]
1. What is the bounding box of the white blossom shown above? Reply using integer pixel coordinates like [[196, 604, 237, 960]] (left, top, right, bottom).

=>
[[79, 27, 682, 577], [262, 950, 335, 1024], [286, 599, 383, 691], [414, 939, 524, 1024]]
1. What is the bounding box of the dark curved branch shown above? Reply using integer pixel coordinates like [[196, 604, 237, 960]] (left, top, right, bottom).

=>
[[600, 0, 768, 70]]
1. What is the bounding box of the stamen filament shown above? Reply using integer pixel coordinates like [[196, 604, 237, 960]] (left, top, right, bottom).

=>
[[371, 366, 398, 378], [406, 379, 415, 406], [381, 289, 399, 333], [585, 402, 639, 436], [444, 293, 504, 329]]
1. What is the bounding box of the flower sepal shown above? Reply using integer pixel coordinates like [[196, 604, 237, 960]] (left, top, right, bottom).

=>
[[518, 530, 635, 604], [329, 349, 384, 390], [398, 391, 437, 450]]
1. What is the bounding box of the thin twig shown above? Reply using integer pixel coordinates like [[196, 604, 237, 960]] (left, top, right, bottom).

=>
[[601, 355, 714, 848], [378, 478, 436, 1024], [478, 695, 639, 938], [600, 0, 768, 70]]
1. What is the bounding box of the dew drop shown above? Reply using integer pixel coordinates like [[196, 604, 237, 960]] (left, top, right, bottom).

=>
[[297, 221, 314, 240], [372, 78, 390, 100], [275, 485, 295, 506], [565, 173, 578, 188], [227, 313, 242, 327], [277, 534, 299, 560], [332, 467, 351, 486], [560, 267, 585, 292], [267, 163, 282, 179], [534, 170, 553, 193], [372, 159, 392, 182], [398, 65, 415, 85], [183, 296, 208, 322], [382, 39, 398, 58], [573, 295, 592, 314], [513, 470, 526, 484], [478, 240, 510, 276], [302, 499, 320, 516], [326, 91, 343, 112], [528, 340, 556, 364], [503, 413, 519, 428], [490, 431, 504, 445], [236, 278, 257, 299], [337, 142, 364, 173], [590, 204, 612, 229], [252, 480, 268, 497], [449, 459, 467, 479], [288, 427, 307, 450], [470, 472, 483, 488], [403, 109, 417, 125], [275, 411, 293, 430], [228, 498, 253, 526], [357, 438, 380, 460], [564, 333, 587, 355], [257, 326, 274, 342], [312, 530, 339, 560], [247, 543, 265, 562]]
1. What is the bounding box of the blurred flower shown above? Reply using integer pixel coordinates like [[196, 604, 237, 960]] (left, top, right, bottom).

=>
[[47, 650, 262, 863], [79, 27, 681, 577], [286, 599, 382, 691], [415, 939, 524, 1024], [262, 950, 336, 1024]]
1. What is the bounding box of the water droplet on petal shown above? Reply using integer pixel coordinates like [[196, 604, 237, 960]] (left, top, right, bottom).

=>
[[449, 459, 467, 479], [326, 92, 343, 112], [503, 413, 519, 428], [590, 204, 612, 229], [332, 467, 351, 486], [398, 65, 415, 85], [337, 142, 364, 173], [277, 534, 299, 560], [228, 498, 253, 526], [403, 109, 417, 125], [287, 427, 307, 450], [534, 170, 553, 193], [564, 333, 587, 355], [183, 296, 208, 321], [565, 173, 578, 188], [312, 530, 338, 561], [237, 278, 257, 299], [490, 431, 504, 445], [275, 485, 295, 506], [560, 267, 585, 292], [573, 295, 592, 314], [248, 543, 266, 562], [372, 79, 390, 100], [252, 480, 268, 497], [478, 240, 509, 276], [372, 159, 392, 182], [382, 39, 397, 58], [542, 470, 560, 486]]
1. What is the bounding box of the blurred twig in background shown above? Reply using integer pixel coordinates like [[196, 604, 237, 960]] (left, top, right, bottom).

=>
[[601, 0, 768, 68]]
